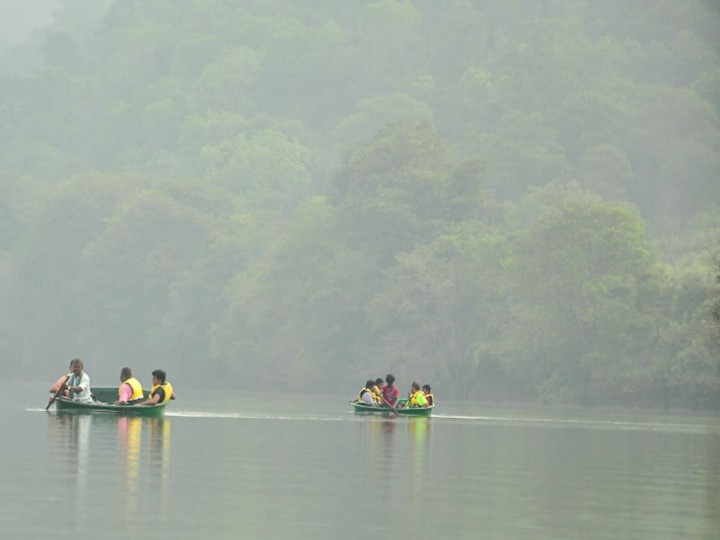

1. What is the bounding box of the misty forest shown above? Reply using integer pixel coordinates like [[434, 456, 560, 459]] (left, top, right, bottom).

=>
[[1, 0, 719, 409]]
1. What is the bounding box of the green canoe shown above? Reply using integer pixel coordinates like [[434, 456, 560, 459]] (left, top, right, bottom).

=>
[[53, 387, 168, 417], [351, 400, 434, 417]]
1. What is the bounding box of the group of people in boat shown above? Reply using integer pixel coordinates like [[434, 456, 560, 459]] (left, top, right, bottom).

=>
[[49, 358, 175, 406], [354, 374, 434, 408]]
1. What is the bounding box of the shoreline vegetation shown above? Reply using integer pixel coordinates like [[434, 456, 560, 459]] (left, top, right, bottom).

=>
[[1, 1, 719, 410]]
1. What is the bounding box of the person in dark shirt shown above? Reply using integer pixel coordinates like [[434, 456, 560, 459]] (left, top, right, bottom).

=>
[[138, 369, 175, 405]]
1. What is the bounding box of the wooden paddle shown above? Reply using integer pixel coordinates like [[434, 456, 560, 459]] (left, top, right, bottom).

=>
[[46, 375, 69, 410], [382, 396, 399, 416]]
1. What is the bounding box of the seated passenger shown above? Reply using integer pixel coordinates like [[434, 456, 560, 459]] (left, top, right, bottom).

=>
[[138, 369, 175, 405], [408, 381, 428, 407], [422, 384, 434, 406], [116, 366, 144, 404], [372, 378, 385, 404], [356, 380, 376, 406]]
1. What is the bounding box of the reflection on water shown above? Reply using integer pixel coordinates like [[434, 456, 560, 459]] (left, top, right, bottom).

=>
[[47, 413, 173, 533], [148, 417, 172, 517], [118, 417, 142, 521], [25, 397, 719, 540], [408, 417, 430, 501], [355, 415, 432, 497], [47, 413, 93, 532], [357, 415, 397, 465], [48, 414, 92, 490]]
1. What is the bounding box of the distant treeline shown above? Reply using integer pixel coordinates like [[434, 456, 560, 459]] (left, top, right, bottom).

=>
[[0, 1, 719, 408]]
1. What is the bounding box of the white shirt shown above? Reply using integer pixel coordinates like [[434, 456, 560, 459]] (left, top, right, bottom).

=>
[[68, 372, 92, 402]]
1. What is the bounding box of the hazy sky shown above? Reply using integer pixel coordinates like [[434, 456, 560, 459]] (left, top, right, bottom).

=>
[[0, 0, 58, 49]]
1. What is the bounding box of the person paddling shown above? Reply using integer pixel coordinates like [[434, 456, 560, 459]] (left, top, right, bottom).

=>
[[46, 360, 73, 409], [49, 360, 73, 397], [381, 374, 400, 408], [66, 358, 93, 403]]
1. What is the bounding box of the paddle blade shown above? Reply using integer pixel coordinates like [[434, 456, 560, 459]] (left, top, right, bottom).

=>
[[46, 383, 67, 410]]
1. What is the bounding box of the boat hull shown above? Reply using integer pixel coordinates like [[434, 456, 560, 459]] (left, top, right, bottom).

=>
[[53, 387, 168, 417], [351, 401, 433, 416]]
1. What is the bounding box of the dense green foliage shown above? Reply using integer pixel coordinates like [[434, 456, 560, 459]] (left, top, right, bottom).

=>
[[1, 1, 718, 408]]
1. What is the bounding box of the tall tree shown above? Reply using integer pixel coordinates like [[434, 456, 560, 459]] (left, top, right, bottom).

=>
[[504, 199, 655, 404]]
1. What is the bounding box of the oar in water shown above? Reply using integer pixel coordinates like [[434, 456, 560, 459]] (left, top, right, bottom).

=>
[[46, 375, 69, 410]]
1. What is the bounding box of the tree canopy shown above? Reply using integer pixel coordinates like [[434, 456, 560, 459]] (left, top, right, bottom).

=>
[[1, 0, 718, 408]]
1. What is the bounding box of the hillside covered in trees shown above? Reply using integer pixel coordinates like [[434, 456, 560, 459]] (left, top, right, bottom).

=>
[[1, 0, 719, 408]]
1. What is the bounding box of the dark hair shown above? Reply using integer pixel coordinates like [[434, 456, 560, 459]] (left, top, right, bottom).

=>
[[375, 378, 384, 386], [411, 381, 420, 391], [422, 384, 431, 392], [385, 374, 395, 385], [120, 367, 132, 380], [365, 380, 375, 389], [152, 369, 166, 383]]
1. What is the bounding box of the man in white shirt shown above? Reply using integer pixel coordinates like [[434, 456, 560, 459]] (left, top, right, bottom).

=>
[[66, 358, 93, 403]]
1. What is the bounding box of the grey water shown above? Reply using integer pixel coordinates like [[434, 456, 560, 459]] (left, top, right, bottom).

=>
[[3, 385, 719, 540]]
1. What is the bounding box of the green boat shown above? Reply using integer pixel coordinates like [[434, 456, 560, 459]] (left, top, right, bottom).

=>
[[53, 387, 168, 417], [351, 399, 434, 417]]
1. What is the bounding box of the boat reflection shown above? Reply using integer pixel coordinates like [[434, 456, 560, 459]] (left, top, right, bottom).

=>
[[147, 417, 172, 517], [117, 416, 173, 521], [48, 413, 92, 484], [361, 415, 397, 451], [358, 416, 397, 486], [408, 416, 431, 451], [408, 417, 431, 499], [47, 413, 92, 531], [117, 416, 142, 521], [48, 411, 173, 528], [358, 415, 432, 495]]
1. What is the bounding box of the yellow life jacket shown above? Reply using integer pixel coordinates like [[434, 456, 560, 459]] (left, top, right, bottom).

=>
[[150, 382, 174, 404], [118, 377, 144, 401], [357, 387, 372, 401], [372, 386, 383, 404], [425, 393, 435, 406], [410, 390, 428, 407]]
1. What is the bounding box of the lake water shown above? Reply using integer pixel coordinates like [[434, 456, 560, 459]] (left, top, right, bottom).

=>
[[3, 385, 720, 539]]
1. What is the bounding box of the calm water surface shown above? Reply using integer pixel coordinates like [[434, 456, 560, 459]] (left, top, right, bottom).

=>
[[2, 385, 719, 539]]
